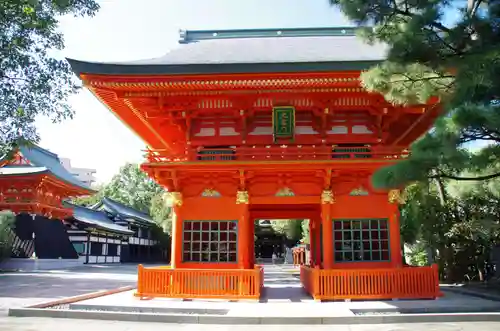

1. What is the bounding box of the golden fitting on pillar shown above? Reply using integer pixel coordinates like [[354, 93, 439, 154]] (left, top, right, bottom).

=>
[[236, 190, 249, 204], [321, 189, 335, 204], [388, 189, 405, 204], [167, 191, 183, 206]]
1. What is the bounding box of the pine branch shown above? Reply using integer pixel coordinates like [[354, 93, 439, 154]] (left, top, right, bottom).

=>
[[431, 172, 500, 181], [389, 74, 455, 85], [393, 8, 451, 33]]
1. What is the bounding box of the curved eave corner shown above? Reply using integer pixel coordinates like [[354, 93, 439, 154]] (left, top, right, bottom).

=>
[[0, 167, 49, 177]]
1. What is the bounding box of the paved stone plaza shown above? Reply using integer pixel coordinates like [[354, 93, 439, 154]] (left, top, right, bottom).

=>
[[0, 318, 499, 331], [0, 264, 138, 314], [1, 263, 500, 328], [70, 264, 500, 317]]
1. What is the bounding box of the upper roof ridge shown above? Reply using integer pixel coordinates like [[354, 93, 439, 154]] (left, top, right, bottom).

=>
[[179, 26, 357, 44]]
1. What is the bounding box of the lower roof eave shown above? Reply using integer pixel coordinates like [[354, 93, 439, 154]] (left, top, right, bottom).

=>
[[44, 173, 97, 196], [68, 59, 382, 77]]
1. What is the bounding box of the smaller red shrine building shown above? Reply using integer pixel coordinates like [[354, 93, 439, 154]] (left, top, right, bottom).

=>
[[0, 144, 94, 219], [0, 144, 95, 267], [68, 27, 441, 301]]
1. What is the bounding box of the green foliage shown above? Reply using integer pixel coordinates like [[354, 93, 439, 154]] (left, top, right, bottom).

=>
[[150, 224, 170, 250], [150, 193, 172, 234], [72, 184, 104, 207], [407, 244, 429, 267], [301, 219, 310, 244], [397, 176, 500, 281], [271, 219, 303, 241], [331, 0, 500, 187], [0, 0, 100, 153], [0, 211, 15, 262], [101, 163, 163, 214], [72, 163, 171, 239]]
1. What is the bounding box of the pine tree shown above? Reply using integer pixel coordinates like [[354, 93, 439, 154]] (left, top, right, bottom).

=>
[[331, 0, 500, 188]]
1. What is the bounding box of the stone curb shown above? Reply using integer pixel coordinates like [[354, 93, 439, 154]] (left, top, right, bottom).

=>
[[441, 286, 500, 302], [26, 286, 135, 309], [69, 303, 230, 315], [71, 303, 500, 316], [351, 306, 500, 314], [8, 308, 500, 324]]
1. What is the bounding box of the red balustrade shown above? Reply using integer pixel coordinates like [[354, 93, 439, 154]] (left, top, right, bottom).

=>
[[144, 146, 409, 163]]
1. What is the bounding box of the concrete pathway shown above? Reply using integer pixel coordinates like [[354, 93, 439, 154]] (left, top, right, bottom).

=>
[[0, 264, 139, 315], [3, 263, 500, 327], [0, 317, 499, 331], [72, 264, 500, 317], [259, 264, 312, 302]]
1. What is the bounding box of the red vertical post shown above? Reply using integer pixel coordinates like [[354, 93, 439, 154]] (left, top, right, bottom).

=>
[[314, 218, 322, 268], [170, 192, 183, 268], [321, 189, 334, 269], [236, 191, 252, 269], [308, 219, 314, 266], [249, 215, 255, 267], [388, 190, 403, 268], [321, 203, 333, 269]]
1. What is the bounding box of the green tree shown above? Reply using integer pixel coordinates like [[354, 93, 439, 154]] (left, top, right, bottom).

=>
[[101, 163, 164, 214], [72, 184, 104, 207], [301, 219, 310, 244], [398, 175, 500, 281], [271, 219, 303, 242], [149, 193, 172, 233], [1, 0, 100, 155], [0, 211, 15, 262], [331, 0, 500, 188]]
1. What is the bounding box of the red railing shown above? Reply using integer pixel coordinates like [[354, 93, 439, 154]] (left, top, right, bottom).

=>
[[144, 146, 409, 163], [135, 265, 262, 300], [300, 264, 441, 300]]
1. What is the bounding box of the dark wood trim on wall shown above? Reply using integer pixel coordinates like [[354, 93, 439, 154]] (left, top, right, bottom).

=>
[[85, 232, 90, 264]]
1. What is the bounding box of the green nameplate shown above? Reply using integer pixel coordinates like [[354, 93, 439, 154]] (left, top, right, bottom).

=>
[[272, 106, 295, 141]]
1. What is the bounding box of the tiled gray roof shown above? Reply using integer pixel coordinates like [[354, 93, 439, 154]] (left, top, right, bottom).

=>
[[64, 202, 133, 235], [67, 27, 386, 76], [100, 197, 155, 225], [18, 145, 93, 192], [0, 144, 93, 192], [127, 35, 386, 65]]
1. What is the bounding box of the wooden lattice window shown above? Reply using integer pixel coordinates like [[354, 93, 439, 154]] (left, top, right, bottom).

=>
[[198, 146, 236, 161], [333, 219, 390, 262], [332, 145, 371, 159], [182, 220, 238, 263]]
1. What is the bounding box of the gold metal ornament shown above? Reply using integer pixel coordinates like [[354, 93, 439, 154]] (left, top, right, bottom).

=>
[[236, 191, 249, 204], [169, 192, 183, 207], [388, 189, 405, 204], [321, 189, 335, 204]]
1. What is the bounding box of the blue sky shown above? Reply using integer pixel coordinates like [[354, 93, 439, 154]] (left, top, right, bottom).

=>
[[36, 0, 351, 183]]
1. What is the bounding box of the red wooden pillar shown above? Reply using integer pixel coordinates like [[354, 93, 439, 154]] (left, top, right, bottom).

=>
[[308, 220, 314, 266], [170, 192, 183, 268], [314, 218, 322, 267], [236, 191, 252, 269], [389, 190, 403, 268], [249, 217, 255, 266], [321, 190, 334, 269]]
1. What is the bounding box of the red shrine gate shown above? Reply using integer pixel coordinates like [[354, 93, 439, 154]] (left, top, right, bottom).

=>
[[69, 27, 441, 300]]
